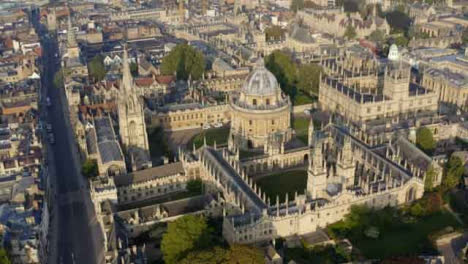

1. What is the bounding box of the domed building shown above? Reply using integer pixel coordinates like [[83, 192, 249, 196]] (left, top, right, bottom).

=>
[[228, 59, 292, 150], [388, 44, 400, 61]]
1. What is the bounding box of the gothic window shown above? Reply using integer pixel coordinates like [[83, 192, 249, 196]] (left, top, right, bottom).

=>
[[128, 121, 137, 146]]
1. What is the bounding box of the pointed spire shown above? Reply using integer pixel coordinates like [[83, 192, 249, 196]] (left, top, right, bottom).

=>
[[67, 13, 77, 48], [122, 45, 133, 94]]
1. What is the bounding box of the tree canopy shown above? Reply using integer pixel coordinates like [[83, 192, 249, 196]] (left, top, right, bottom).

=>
[[161, 43, 205, 80], [0, 249, 10, 264], [290, 0, 305, 12], [368, 29, 386, 43], [297, 63, 323, 96], [53, 70, 64, 89], [463, 27, 468, 45], [88, 54, 106, 83], [442, 155, 464, 190], [424, 166, 437, 192], [82, 159, 98, 178], [385, 10, 412, 33], [265, 26, 286, 41], [265, 51, 297, 96], [344, 25, 357, 39], [179, 244, 264, 264], [130, 62, 138, 77], [416, 127, 436, 155], [161, 215, 213, 264]]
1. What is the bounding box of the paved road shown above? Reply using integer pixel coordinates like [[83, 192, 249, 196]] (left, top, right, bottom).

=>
[[34, 19, 104, 264]]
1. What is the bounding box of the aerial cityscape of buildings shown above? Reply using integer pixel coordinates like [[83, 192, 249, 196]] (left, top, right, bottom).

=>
[[0, 0, 466, 263]]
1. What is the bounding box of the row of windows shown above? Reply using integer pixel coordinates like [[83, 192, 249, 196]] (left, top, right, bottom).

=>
[[252, 98, 271, 106]]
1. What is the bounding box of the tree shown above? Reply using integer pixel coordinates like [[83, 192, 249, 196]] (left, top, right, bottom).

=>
[[463, 27, 468, 45], [53, 70, 63, 89], [265, 26, 285, 41], [265, 51, 297, 97], [179, 244, 264, 264], [130, 62, 138, 77], [179, 247, 228, 264], [161, 215, 213, 264], [368, 29, 386, 43], [394, 36, 409, 47], [297, 63, 323, 96], [161, 43, 205, 80], [344, 25, 357, 39], [82, 159, 98, 178], [416, 127, 436, 155], [0, 249, 10, 264], [88, 54, 106, 83], [225, 244, 264, 264], [424, 166, 437, 191], [386, 10, 411, 33], [442, 155, 464, 190], [290, 0, 305, 12]]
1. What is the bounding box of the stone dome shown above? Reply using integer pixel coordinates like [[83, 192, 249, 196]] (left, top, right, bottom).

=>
[[388, 44, 399, 61], [241, 59, 280, 96]]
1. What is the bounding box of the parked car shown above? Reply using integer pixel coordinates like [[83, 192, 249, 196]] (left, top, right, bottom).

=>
[[48, 133, 55, 144], [213, 122, 223, 128], [46, 97, 52, 107], [303, 109, 312, 115], [202, 124, 211, 130], [46, 123, 52, 133]]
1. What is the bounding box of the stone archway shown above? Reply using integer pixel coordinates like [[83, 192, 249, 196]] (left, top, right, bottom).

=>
[[406, 187, 415, 203]]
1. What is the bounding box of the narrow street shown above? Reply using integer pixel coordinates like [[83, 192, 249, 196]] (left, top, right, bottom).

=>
[[33, 13, 104, 264]]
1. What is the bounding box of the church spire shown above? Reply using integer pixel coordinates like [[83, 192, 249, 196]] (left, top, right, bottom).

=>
[[67, 14, 77, 48], [122, 45, 133, 94]]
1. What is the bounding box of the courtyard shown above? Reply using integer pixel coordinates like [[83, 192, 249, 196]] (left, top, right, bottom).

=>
[[187, 126, 230, 148], [255, 170, 308, 204]]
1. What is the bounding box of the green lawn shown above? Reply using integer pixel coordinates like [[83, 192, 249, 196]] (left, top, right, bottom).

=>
[[188, 127, 230, 149], [256, 170, 308, 205], [293, 91, 317, 106], [293, 117, 310, 145], [328, 207, 461, 259]]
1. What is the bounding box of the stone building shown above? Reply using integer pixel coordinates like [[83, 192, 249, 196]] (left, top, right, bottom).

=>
[[89, 57, 447, 261], [117, 47, 150, 170], [318, 52, 439, 123], [229, 59, 292, 149], [422, 67, 468, 111], [299, 9, 390, 39]]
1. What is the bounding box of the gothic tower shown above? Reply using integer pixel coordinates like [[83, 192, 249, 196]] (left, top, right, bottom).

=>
[[308, 118, 314, 147], [336, 135, 355, 187], [118, 46, 150, 154], [307, 141, 327, 199]]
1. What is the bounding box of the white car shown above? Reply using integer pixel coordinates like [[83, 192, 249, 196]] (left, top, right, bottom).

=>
[[303, 109, 312, 115], [213, 122, 223, 128], [202, 124, 211, 130]]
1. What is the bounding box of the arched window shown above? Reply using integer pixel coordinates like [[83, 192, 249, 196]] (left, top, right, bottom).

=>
[[266, 99, 270, 105], [252, 99, 257, 105]]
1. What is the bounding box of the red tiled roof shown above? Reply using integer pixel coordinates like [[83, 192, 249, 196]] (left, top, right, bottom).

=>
[[155, 75, 175, 85], [134, 77, 154, 87]]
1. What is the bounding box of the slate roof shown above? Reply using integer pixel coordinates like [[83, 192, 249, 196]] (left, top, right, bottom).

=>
[[114, 162, 184, 187]]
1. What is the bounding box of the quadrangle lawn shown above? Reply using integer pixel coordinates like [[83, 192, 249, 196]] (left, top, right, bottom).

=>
[[255, 170, 308, 205], [187, 127, 230, 148]]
